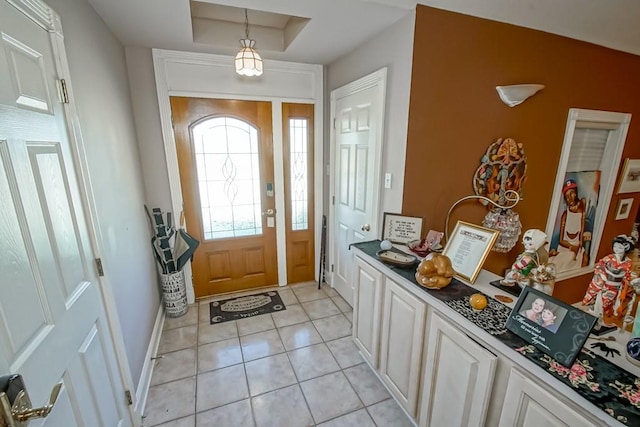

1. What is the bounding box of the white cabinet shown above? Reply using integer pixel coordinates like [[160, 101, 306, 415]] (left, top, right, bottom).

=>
[[419, 311, 497, 427], [499, 369, 598, 427], [353, 256, 384, 367], [379, 277, 427, 417]]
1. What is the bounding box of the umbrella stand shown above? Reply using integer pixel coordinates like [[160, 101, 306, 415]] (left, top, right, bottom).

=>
[[145, 206, 192, 317]]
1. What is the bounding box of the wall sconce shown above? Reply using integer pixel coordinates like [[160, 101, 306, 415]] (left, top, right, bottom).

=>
[[496, 84, 544, 107], [445, 190, 522, 253]]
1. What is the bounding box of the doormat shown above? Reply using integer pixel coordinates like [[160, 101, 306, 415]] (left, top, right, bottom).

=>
[[210, 291, 286, 324]]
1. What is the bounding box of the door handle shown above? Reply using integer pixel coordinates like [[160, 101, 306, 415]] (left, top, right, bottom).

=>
[[361, 224, 370, 232], [262, 209, 276, 216], [0, 375, 62, 426]]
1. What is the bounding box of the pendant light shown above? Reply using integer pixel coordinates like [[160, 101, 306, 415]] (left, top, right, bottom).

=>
[[234, 9, 263, 77]]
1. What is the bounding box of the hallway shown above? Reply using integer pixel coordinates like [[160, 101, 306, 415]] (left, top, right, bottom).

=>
[[143, 281, 414, 426]]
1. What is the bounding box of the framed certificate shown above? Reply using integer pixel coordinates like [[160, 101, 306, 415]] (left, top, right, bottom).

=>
[[381, 213, 423, 244], [442, 221, 498, 283]]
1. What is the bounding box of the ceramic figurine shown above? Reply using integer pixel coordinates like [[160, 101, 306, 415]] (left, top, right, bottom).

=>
[[501, 229, 548, 287], [415, 253, 454, 290], [582, 234, 640, 326]]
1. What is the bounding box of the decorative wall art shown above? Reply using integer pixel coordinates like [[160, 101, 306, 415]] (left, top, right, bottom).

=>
[[617, 158, 640, 194], [473, 137, 527, 205], [615, 198, 634, 220], [547, 171, 601, 275]]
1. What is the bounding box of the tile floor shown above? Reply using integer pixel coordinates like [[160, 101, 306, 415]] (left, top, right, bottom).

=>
[[143, 281, 414, 427]]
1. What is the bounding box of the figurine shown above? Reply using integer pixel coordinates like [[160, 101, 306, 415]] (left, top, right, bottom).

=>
[[415, 253, 454, 289], [501, 229, 548, 287], [582, 234, 640, 325]]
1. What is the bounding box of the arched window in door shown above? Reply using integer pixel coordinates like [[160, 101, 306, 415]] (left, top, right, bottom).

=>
[[191, 117, 262, 239]]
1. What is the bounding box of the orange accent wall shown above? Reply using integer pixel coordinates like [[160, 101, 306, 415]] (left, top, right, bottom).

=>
[[403, 5, 640, 303]]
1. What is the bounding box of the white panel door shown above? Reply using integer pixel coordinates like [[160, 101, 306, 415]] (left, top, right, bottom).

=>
[[0, 2, 132, 426], [499, 369, 598, 427], [379, 277, 426, 417], [352, 256, 384, 368], [330, 69, 386, 305], [420, 312, 497, 427]]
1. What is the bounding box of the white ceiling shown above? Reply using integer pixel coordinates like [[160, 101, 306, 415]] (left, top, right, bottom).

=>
[[87, 0, 640, 65]]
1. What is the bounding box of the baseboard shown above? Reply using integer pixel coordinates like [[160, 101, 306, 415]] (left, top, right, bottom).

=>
[[135, 303, 164, 416]]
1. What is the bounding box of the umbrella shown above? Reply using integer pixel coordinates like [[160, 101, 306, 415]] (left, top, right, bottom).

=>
[[174, 228, 200, 271], [145, 205, 199, 273]]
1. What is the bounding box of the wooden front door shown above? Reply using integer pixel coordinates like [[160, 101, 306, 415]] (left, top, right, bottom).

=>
[[171, 97, 278, 297]]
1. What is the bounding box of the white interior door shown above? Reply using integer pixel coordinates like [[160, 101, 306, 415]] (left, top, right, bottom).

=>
[[330, 68, 386, 305], [0, 2, 132, 425]]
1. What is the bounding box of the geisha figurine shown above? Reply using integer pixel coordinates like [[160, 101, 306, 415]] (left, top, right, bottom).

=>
[[501, 229, 548, 287], [582, 234, 640, 325]]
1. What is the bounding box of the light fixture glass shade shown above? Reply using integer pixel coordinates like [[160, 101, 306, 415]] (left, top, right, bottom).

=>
[[482, 208, 522, 252], [235, 39, 263, 77], [496, 84, 544, 107]]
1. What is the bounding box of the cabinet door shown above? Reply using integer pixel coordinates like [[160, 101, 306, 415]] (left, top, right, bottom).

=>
[[379, 278, 426, 416], [419, 312, 497, 427], [499, 369, 598, 427], [353, 256, 384, 367]]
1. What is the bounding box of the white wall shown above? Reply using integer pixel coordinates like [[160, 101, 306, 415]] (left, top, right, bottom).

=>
[[125, 47, 173, 212], [47, 0, 160, 387], [326, 11, 415, 216]]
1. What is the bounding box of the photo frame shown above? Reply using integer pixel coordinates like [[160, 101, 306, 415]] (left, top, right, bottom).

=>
[[505, 286, 597, 367], [442, 221, 498, 283], [617, 159, 640, 194], [615, 198, 634, 220], [381, 213, 423, 244]]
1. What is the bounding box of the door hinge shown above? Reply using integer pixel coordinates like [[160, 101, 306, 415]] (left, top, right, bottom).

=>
[[332, 195, 335, 205], [331, 264, 334, 273], [333, 118, 336, 129], [125, 390, 133, 406], [57, 79, 69, 104], [95, 258, 104, 277]]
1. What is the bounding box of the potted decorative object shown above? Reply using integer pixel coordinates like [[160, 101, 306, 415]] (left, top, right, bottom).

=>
[[529, 263, 557, 295], [145, 206, 200, 318]]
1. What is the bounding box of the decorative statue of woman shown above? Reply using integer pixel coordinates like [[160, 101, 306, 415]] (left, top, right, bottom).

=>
[[582, 234, 639, 325]]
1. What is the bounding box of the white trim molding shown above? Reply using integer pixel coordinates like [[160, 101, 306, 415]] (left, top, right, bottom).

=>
[[135, 303, 165, 418], [152, 49, 323, 298]]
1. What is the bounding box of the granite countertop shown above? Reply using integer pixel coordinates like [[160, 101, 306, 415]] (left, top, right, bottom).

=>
[[352, 240, 640, 426]]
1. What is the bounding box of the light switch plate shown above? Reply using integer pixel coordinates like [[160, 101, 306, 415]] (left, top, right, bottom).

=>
[[384, 173, 392, 189]]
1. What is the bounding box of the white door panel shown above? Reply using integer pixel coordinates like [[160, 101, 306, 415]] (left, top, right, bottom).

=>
[[0, 1, 132, 425], [330, 69, 386, 305]]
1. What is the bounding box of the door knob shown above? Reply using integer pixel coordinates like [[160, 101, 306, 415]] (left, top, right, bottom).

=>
[[262, 209, 276, 216], [361, 224, 370, 232], [0, 375, 62, 427]]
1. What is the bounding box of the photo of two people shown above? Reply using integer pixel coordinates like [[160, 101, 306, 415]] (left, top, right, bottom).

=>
[[519, 293, 567, 333]]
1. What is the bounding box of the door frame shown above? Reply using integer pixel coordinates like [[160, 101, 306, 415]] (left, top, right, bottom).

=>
[[153, 50, 323, 301], [6, 0, 138, 423]]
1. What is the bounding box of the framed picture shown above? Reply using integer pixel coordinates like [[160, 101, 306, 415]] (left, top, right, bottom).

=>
[[546, 171, 601, 278], [615, 198, 634, 220], [505, 287, 597, 367], [617, 159, 640, 194], [381, 213, 423, 244], [442, 221, 498, 283]]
